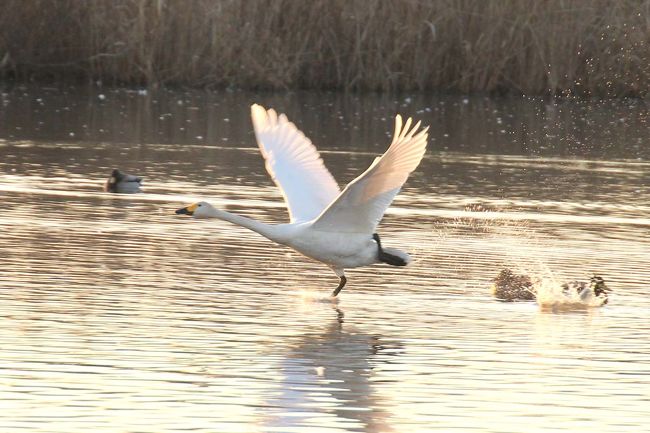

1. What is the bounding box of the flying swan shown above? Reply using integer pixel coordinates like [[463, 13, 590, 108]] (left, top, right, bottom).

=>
[[176, 104, 429, 296]]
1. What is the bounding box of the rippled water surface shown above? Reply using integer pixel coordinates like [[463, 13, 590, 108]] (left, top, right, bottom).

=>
[[1, 87, 649, 432]]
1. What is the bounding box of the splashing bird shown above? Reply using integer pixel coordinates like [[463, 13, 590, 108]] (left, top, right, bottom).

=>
[[176, 104, 428, 296], [492, 269, 611, 307], [491, 268, 535, 301], [561, 275, 611, 306], [103, 169, 143, 193]]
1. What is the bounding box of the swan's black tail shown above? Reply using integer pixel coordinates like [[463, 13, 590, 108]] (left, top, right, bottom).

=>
[[373, 233, 410, 266], [379, 250, 408, 266]]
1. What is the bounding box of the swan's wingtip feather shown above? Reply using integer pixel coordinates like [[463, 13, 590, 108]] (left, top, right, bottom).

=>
[[267, 108, 278, 125], [251, 104, 269, 130], [250, 103, 267, 119], [393, 114, 403, 143], [394, 114, 403, 130], [402, 117, 413, 137]]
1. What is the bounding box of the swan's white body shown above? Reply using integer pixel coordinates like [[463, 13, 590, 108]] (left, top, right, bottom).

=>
[[185, 208, 382, 269], [177, 104, 428, 295]]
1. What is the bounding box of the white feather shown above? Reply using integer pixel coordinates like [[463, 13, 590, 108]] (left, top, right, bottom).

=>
[[312, 115, 429, 233], [251, 104, 340, 223]]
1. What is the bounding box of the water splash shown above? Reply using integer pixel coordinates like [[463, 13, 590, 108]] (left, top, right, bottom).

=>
[[533, 276, 609, 310]]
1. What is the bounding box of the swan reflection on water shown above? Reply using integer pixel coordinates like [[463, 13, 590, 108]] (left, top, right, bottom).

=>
[[263, 307, 402, 432]]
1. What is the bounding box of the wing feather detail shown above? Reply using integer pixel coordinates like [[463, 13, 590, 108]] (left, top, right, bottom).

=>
[[311, 115, 428, 233], [251, 104, 341, 223]]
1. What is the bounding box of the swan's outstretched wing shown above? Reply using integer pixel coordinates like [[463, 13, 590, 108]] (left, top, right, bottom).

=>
[[312, 115, 428, 234], [251, 104, 341, 223]]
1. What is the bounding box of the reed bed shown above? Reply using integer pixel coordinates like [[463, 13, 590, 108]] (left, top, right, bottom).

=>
[[0, 0, 648, 95]]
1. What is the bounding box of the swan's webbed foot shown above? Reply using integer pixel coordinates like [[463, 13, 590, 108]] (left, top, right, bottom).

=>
[[331, 275, 347, 297]]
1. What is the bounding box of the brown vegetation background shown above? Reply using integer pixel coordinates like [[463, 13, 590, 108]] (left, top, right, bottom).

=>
[[0, 0, 648, 95]]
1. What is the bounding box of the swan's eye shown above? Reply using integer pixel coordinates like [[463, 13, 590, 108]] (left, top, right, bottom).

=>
[[198, 204, 203, 207]]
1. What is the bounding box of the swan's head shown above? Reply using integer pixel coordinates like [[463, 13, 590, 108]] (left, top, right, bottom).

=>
[[175, 201, 215, 218]]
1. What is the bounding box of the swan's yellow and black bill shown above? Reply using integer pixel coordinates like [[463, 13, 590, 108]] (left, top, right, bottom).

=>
[[175, 203, 198, 216]]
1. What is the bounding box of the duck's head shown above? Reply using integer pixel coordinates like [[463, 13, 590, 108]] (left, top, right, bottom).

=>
[[175, 201, 215, 218], [104, 169, 122, 192], [590, 275, 610, 297]]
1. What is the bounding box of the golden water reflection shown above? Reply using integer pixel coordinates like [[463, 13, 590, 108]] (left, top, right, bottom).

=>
[[1, 89, 649, 432]]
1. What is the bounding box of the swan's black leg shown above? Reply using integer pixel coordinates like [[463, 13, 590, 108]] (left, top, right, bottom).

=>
[[331, 275, 347, 297]]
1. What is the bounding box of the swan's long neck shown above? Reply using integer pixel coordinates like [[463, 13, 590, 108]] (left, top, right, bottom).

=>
[[202, 207, 287, 243]]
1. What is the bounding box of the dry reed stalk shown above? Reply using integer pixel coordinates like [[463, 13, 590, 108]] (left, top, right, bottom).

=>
[[0, 0, 647, 96]]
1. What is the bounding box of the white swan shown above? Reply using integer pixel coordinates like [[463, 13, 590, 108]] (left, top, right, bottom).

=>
[[176, 104, 428, 296], [104, 169, 142, 193]]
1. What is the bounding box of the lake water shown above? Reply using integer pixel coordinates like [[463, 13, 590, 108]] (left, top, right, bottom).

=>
[[0, 86, 649, 433]]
